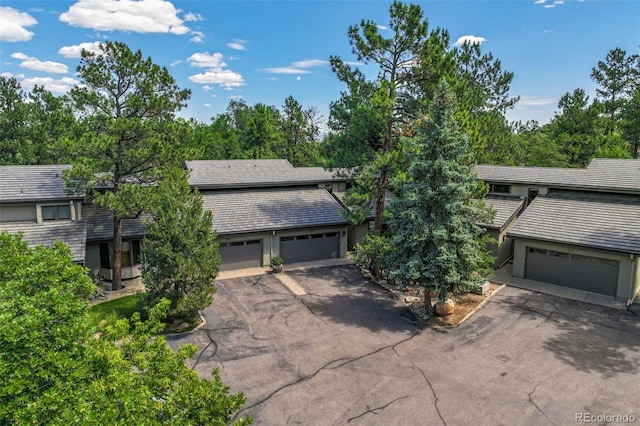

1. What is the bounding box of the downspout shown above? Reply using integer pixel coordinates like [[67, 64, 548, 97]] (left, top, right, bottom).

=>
[[627, 254, 638, 306]]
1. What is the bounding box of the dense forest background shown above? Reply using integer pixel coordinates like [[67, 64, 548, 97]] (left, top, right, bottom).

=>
[[1, 12, 638, 170]]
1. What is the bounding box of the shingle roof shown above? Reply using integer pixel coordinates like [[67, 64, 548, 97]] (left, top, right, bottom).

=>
[[186, 160, 341, 189], [202, 188, 348, 235], [480, 196, 525, 231], [473, 158, 640, 194], [507, 191, 640, 254], [0, 220, 87, 262], [83, 204, 148, 241], [0, 165, 83, 203]]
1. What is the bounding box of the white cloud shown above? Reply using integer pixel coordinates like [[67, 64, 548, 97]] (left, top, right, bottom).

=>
[[544, 4, 556, 8], [296, 76, 302, 81], [187, 52, 244, 89], [534, 0, 546, 4], [376, 24, 387, 30], [20, 76, 79, 93], [59, 0, 191, 35], [518, 96, 556, 106], [260, 58, 328, 74], [228, 95, 243, 100], [0, 7, 37, 42], [183, 12, 203, 22], [170, 59, 183, 66], [1, 72, 14, 79], [187, 52, 226, 68], [202, 85, 213, 91], [58, 41, 103, 58], [454, 35, 486, 46], [190, 31, 205, 43], [10, 52, 68, 74], [203, 103, 211, 107], [189, 69, 245, 89], [227, 39, 247, 51]]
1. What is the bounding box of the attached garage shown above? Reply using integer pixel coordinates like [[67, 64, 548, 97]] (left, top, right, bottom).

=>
[[280, 232, 340, 264], [219, 239, 263, 271], [507, 191, 640, 300], [525, 247, 618, 297]]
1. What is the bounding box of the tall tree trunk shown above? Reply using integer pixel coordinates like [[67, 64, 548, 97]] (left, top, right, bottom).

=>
[[112, 216, 123, 291], [374, 167, 388, 234]]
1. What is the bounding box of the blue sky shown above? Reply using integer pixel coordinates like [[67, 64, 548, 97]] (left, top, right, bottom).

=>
[[1, 0, 638, 127]]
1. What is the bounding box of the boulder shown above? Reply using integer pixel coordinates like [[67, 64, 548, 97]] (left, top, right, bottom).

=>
[[435, 299, 456, 316]]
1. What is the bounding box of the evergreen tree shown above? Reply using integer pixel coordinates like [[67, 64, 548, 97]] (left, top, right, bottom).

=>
[[0, 232, 247, 424], [386, 82, 493, 315], [65, 41, 191, 291], [141, 168, 220, 321]]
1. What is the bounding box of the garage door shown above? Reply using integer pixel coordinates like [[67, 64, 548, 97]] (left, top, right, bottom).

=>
[[280, 232, 339, 264], [219, 239, 262, 271], [525, 247, 618, 297]]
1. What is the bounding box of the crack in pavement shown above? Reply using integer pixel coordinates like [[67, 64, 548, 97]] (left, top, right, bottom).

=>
[[346, 395, 412, 423], [491, 295, 640, 337], [392, 339, 447, 426], [250, 275, 272, 290], [528, 381, 555, 425], [191, 329, 218, 370], [232, 331, 420, 421]]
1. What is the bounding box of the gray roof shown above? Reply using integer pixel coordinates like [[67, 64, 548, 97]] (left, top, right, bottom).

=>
[[186, 160, 341, 189], [0, 165, 83, 203], [83, 204, 148, 241], [473, 158, 640, 194], [0, 220, 87, 262], [507, 191, 640, 254], [202, 188, 348, 235], [480, 196, 525, 231]]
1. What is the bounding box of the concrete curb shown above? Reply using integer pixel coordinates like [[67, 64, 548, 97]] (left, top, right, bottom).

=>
[[165, 311, 207, 336], [433, 284, 506, 329]]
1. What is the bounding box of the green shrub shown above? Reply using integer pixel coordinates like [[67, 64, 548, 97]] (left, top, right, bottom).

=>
[[354, 234, 393, 278]]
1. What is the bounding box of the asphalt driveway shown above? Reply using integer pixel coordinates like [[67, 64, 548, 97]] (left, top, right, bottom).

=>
[[167, 264, 640, 425]]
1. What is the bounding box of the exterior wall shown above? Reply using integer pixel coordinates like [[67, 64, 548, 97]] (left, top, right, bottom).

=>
[[489, 184, 549, 198], [487, 228, 513, 268], [512, 238, 634, 299], [85, 240, 142, 281], [348, 222, 370, 249], [318, 182, 346, 192], [0, 205, 37, 222], [85, 243, 101, 278], [632, 256, 640, 301]]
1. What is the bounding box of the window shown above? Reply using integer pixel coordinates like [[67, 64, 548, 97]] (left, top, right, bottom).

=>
[[41, 204, 71, 221], [489, 184, 511, 194]]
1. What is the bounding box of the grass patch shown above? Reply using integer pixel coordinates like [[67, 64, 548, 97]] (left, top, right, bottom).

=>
[[88, 295, 139, 326]]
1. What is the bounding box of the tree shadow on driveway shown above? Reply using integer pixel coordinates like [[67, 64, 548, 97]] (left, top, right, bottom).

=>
[[288, 265, 420, 334], [496, 289, 640, 378]]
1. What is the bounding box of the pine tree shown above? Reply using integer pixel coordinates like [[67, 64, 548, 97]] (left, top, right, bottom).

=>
[[386, 81, 493, 315], [140, 168, 220, 321]]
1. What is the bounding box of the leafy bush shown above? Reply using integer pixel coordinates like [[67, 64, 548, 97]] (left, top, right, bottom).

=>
[[353, 233, 393, 278]]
